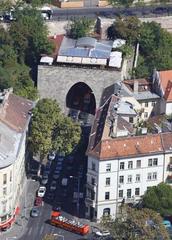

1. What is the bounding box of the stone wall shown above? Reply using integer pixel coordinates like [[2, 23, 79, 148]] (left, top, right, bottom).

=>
[[37, 65, 122, 112]]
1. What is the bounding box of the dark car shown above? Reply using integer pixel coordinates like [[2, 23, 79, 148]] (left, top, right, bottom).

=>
[[30, 207, 39, 217], [152, 7, 168, 14]]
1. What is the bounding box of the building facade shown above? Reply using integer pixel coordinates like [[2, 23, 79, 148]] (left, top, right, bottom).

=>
[[0, 89, 33, 230], [85, 94, 172, 221]]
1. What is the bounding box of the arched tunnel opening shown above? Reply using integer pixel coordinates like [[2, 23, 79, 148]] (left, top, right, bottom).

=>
[[66, 82, 96, 123]]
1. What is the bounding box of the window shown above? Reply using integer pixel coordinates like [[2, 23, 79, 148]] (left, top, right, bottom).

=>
[[128, 161, 133, 169], [106, 178, 110, 186], [91, 177, 95, 185], [153, 158, 158, 166], [119, 176, 124, 184], [147, 173, 152, 180], [127, 175, 132, 183], [119, 190, 123, 198], [148, 158, 158, 167], [145, 102, 148, 107], [135, 188, 140, 196], [170, 157, 172, 164], [136, 160, 141, 168], [152, 101, 156, 107], [10, 171, 12, 182], [129, 117, 133, 123], [127, 189, 132, 199], [105, 192, 110, 200], [153, 172, 157, 180], [144, 112, 148, 118], [120, 162, 125, 170], [103, 208, 110, 216], [1, 215, 7, 222], [2, 202, 6, 214], [92, 162, 95, 171], [3, 174, 7, 185], [3, 187, 7, 196], [136, 174, 140, 182], [106, 163, 111, 172], [148, 159, 152, 167]]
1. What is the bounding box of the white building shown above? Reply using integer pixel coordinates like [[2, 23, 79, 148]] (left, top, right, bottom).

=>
[[0, 89, 33, 230], [85, 94, 172, 221]]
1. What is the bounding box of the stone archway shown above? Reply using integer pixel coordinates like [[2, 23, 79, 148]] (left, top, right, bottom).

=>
[[66, 82, 96, 115]]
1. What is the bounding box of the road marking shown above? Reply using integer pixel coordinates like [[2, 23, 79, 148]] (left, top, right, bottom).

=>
[[28, 227, 32, 235], [40, 225, 44, 235]]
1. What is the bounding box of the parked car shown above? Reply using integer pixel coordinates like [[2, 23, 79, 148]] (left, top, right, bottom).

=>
[[30, 207, 39, 217], [53, 172, 60, 180], [46, 192, 55, 201], [61, 178, 68, 187], [37, 186, 46, 197], [48, 151, 56, 161], [163, 220, 172, 229], [50, 180, 57, 191], [34, 196, 43, 207], [57, 156, 64, 162], [41, 174, 48, 185], [55, 165, 62, 171]]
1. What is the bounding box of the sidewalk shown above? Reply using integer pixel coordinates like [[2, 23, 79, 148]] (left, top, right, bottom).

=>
[[1, 179, 39, 240]]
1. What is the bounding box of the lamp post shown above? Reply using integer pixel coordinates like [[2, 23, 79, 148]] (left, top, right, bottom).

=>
[[69, 176, 81, 217]]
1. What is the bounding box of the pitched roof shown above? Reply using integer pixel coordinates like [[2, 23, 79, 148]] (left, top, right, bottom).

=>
[[0, 93, 33, 132], [89, 134, 163, 160], [159, 70, 172, 102], [161, 132, 172, 151]]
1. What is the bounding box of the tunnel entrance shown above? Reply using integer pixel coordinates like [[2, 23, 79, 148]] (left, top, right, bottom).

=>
[[66, 82, 96, 123]]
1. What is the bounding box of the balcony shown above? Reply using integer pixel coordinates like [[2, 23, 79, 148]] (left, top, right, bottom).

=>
[[85, 197, 96, 208], [168, 164, 172, 171], [166, 175, 172, 184]]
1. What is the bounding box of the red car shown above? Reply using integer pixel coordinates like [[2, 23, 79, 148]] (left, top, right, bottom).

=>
[[34, 196, 43, 207]]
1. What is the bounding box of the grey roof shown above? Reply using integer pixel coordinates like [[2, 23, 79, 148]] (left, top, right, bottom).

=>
[[133, 91, 160, 101], [76, 37, 96, 48], [0, 122, 21, 168], [58, 36, 113, 60]]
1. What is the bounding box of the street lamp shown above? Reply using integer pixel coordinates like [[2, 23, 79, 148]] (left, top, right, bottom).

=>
[[69, 176, 81, 217], [53, 233, 64, 240]]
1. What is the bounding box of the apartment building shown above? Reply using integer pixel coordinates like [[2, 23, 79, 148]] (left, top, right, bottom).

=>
[[0, 89, 33, 230], [85, 94, 172, 221]]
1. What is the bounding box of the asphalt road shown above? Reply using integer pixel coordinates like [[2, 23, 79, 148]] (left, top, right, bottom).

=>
[[19, 203, 92, 240], [51, 4, 172, 20], [19, 125, 92, 240]]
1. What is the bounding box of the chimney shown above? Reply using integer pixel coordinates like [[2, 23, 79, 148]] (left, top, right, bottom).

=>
[[134, 80, 139, 93]]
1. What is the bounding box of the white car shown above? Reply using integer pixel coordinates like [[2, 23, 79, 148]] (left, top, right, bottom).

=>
[[48, 151, 56, 161], [95, 230, 110, 237], [37, 186, 46, 198]]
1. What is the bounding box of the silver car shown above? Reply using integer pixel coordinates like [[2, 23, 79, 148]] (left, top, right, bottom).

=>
[[30, 208, 39, 217]]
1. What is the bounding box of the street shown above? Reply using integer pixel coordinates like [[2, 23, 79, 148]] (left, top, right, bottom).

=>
[[50, 4, 172, 20]]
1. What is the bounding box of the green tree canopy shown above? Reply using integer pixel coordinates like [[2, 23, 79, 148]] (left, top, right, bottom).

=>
[[29, 98, 81, 162], [106, 16, 141, 44], [101, 205, 169, 240], [67, 18, 93, 39], [142, 183, 172, 217]]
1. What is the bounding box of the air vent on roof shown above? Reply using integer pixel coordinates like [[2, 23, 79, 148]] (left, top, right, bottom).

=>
[[136, 142, 139, 146], [151, 140, 154, 144], [124, 144, 126, 147]]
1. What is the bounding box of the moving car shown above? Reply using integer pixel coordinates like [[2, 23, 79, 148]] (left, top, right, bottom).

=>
[[163, 220, 172, 228], [37, 186, 46, 197], [95, 230, 110, 237], [30, 207, 39, 217]]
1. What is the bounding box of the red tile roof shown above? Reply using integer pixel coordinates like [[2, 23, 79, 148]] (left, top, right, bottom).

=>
[[159, 70, 172, 102], [161, 132, 172, 151], [0, 94, 33, 132], [88, 134, 163, 160]]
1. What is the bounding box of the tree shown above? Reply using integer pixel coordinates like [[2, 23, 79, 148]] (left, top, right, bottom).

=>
[[29, 98, 81, 163], [142, 183, 172, 217], [9, 7, 53, 66], [101, 205, 169, 240], [67, 18, 93, 39], [108, 0, 134, 8], [106, 16, 141, 44]]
